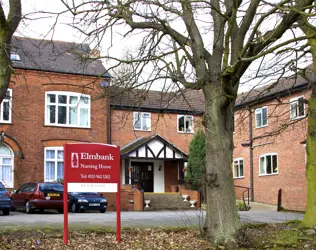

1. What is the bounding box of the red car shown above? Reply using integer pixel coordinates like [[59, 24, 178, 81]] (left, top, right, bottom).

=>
[[11, 182, 64, 213]]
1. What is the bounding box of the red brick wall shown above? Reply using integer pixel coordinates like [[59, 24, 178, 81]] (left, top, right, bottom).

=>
[[234, 90, 309, 211], [164, 160, 179, 192], [111, 110, 202, 153], [0, 69, 108, 188]]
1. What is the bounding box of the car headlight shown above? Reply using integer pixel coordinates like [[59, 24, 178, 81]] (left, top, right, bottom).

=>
[[78, 199, 88, 202], [100, 198, 107, 203]]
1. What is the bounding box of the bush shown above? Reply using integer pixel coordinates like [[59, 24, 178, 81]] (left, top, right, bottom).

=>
[[185, 129, 205, 191]]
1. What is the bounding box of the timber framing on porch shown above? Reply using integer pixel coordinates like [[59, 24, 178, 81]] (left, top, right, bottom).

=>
[[120, 134, 188, 191]]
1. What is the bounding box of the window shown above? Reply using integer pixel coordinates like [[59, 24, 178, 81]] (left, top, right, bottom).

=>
[[45, 92, 90, 128], [0, 89, 12, 123], [44, 147, 64, 182], [10, 53, 21, 61], [0, 143, 13, 188], [290, 97, 305, 120], [177, 115, 194, 133], [233, 158, 244, 178], [259, 153, 278, 175], [133, 112, 151, 131], [255, 107, 268, 128]]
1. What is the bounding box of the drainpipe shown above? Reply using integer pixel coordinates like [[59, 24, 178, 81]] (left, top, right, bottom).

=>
[[248, 107, 254, 202], [106, 89, 112, 144]]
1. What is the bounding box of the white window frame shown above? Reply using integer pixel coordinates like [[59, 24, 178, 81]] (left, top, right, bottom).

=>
[[45, 91, 91, 128], [177, 115, 194, 133], [233, 158, 244, 178], [0, 89, 12, 124], [44, 147, 64, 182], [133, 112, 151, 131], [290, 96, 305, 120], [255, 106, 268, 128], [259, 153, 278, 176], [0, 143, 14, 188]]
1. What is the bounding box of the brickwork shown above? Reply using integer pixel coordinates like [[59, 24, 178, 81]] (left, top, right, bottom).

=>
[[234, 90, 309, 211], [178, 185, 201, 208], [111, 110, 202, 153], [0, 69, 108, 188], [164, 160, 179, 192]]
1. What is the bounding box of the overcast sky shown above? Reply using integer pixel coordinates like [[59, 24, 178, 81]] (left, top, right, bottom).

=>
[[15, 0, 310, 93]]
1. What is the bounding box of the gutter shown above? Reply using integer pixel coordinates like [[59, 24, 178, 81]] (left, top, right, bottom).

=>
[[14, 66, 109, 78]]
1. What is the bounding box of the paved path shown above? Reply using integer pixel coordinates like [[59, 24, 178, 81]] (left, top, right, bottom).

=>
[[0, 207, 304, 229]]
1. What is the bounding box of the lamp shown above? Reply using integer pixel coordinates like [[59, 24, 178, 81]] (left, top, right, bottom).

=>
[[0, 131, 4, 143], [158, 165, 162, 171], [100, 75, 112, 88]]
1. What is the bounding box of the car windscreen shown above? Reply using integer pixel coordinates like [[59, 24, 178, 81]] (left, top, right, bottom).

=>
[[0, 182, 5, 190], [71, 192, 98, 196], [39, 183, 63, 192]]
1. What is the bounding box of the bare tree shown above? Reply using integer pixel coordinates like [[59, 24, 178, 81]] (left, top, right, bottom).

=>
[[298, 13, 316, 228], [60, 0, 314, 246], [0, 0, 21, 103]]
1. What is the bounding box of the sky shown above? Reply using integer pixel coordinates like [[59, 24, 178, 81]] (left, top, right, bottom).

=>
[[13, 0, 311, 93]]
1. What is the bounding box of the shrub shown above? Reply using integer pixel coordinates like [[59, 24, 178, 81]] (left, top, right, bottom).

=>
[[185, 129, 205, 191]]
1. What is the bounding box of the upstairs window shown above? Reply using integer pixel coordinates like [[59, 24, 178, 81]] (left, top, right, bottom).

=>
[[45, 92, 90, 128], [177, 115, 194, 133], [133, 112, 151, 131], [255, 107, 268, 128], [233, 158, 244, 178], [259, 153, 278, 175], [290, 97, 305, 120], [0, 89, 12, 123]]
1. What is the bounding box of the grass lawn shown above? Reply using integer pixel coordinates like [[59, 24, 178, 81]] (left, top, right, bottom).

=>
[[0, 221, 315, 249]]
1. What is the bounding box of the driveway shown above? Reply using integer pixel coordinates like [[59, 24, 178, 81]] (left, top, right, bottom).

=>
[[0, 207, 304, 229]]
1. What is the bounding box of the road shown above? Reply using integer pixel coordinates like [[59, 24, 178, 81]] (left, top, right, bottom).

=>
[[0, 209, 304, 229]]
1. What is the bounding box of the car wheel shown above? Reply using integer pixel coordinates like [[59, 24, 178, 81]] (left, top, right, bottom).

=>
[[100, 209, 106, 213], [25, 201, 32, 214], [71, 203, 78, 213], [57, 209, 63, 214], [2, 209, 10, 215]]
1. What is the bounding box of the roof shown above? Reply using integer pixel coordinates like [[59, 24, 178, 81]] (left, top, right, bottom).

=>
[[235, 72, 310, 109], [120, 134, 188, 159], [110, 69, 311, 113], [11, 36, 108, 77], [109, 87, 204, 114], [110, 87, 177, 111]]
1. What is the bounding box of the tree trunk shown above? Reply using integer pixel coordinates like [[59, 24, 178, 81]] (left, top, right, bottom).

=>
[[202, 84, 240, 246], [0, 34, 13, 102], [303, 44, 316, 227]]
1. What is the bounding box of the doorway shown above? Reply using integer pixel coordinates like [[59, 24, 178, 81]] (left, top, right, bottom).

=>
[[131, 162, 154, 192]]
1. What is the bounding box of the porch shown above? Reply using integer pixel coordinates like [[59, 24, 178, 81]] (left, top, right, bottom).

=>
[[120, 134, 188, 193]]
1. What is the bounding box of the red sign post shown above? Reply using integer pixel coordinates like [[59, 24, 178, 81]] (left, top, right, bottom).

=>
[[63, 143, 121, 244]]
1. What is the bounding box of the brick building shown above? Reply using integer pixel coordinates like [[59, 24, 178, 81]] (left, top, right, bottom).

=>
[[233, 74, 309, 211], [0, 36, 310, 211], [0, 37, 203, 195], [0, 36, 109, 189]]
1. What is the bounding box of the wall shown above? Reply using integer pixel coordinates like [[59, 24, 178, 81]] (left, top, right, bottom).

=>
[[164, 160, 179, 192], [0, 69, 108, 188], [111, 110, 202, 154], [234, 89, 309, 211]]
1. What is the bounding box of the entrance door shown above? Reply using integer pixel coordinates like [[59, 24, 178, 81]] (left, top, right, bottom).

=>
[[131, 162, 154, 192]]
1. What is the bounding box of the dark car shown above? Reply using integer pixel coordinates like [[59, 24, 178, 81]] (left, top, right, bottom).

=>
[[68, 192, 107, 213], [0, 182, 11, 215], [11, 182, 64, 214]]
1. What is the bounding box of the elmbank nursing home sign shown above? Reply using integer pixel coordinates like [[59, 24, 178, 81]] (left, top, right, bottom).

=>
[[63, 143, 121, 244]]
